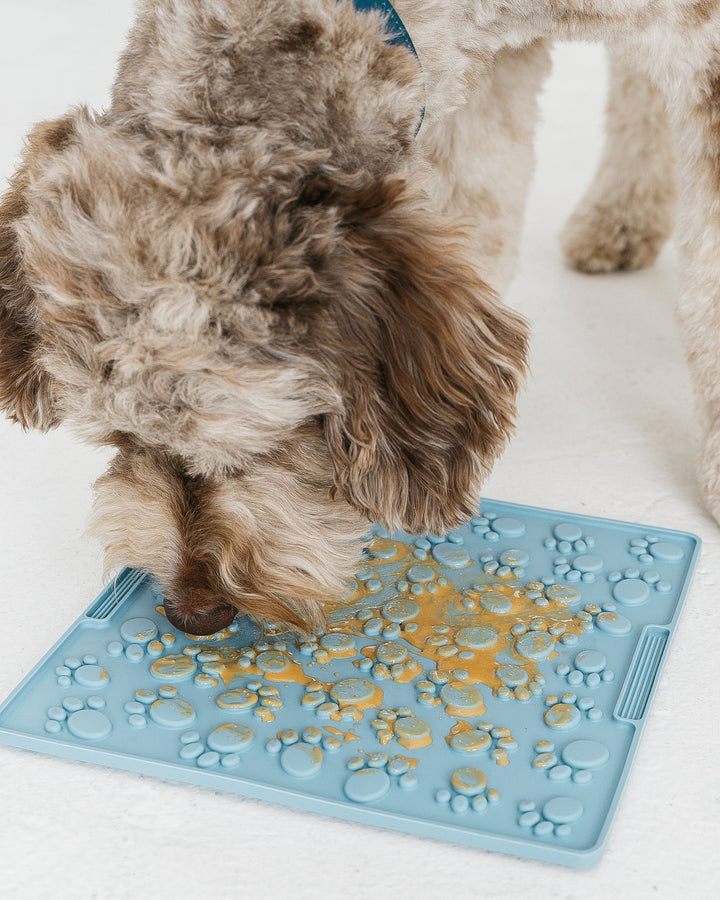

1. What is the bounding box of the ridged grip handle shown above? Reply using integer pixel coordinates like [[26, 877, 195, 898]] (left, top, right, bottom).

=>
[[615, 626, 669, 721], [85, 568, 148, 619]]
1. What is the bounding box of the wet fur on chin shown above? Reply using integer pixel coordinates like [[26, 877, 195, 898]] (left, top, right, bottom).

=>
[[0, 0, 530, 634]]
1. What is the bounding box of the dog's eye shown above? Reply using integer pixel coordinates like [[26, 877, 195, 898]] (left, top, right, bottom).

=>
[[102, 361, 115, 380]]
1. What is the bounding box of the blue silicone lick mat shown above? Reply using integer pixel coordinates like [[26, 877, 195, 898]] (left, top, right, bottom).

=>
[[0, 499, 699, 867]]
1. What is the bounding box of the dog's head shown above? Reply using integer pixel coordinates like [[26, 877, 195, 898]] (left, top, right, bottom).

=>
[[0, 1, 528, 634]]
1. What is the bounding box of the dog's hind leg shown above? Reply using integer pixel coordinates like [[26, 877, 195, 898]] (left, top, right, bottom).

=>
[[561, 49, 676, 273], [422, 41, 552, 294], [670, 66, 720, 525]]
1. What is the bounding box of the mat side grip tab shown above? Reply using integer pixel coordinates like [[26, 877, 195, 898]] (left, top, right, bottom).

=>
[[614, 626, 669, 721], [85, 568, 147, 619]]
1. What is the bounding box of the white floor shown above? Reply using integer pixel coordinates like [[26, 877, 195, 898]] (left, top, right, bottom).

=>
[[0, 4, 718, 898]]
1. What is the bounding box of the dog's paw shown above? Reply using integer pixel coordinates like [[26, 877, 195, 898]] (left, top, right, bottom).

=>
[[560, 200, 668, 274]]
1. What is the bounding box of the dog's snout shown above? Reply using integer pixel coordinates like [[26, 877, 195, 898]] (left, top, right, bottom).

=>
[[163, 596, 236, 636]]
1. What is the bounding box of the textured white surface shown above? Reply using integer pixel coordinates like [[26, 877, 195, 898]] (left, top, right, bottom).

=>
[[0, 3, 718, 898]]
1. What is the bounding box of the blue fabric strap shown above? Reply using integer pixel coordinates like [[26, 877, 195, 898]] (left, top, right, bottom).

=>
[[349, 0, 425, 133], [351, 0, 418, 56]]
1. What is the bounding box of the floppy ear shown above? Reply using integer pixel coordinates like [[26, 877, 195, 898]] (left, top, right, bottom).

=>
[[314, 176, 529, 534], [0, 118, 71, 430]]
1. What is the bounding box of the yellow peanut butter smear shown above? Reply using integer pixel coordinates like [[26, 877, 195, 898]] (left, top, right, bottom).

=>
[[169, 532, 593, 757], [324, 536, 588, 697]]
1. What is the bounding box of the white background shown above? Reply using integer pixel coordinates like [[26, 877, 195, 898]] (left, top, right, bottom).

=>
[[0, 3, 718, 898]]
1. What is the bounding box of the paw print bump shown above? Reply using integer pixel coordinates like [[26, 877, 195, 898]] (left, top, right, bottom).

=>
[[107, 617, 174, 662], [472, 510, 526, 542], [178, 723, 254, 769], [369, 707, 432, 749], [45, 695, 112, 740], [532, 739, 610, 783], [55, 655, 110, 690], [517, 796, 584, 839], [607, 567, 671, 605], [342, 753, 405, 803], [434, 766, 499, 814], [124, 685, 196, 729], [628, 536, 684, 566], [447, 721, 518, 765], [556, 650, 615, 688], [543, 692, 602, 730]]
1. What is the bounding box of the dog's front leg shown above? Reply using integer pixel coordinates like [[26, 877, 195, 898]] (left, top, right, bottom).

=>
[[421, 42, 552, 294], [561, 48, 676, 274]]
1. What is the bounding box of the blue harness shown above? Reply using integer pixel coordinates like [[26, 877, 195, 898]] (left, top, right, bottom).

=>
[[349, 0, 425, 133]]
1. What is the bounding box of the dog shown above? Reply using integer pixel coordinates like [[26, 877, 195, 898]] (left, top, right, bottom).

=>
[[0, 0, 714, 635]]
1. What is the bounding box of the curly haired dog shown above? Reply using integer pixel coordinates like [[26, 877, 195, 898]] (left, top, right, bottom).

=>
[[0, 0, 713, 635]]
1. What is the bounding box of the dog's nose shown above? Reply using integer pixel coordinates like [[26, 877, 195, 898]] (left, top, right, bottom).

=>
[[163, 597, 236, 636]]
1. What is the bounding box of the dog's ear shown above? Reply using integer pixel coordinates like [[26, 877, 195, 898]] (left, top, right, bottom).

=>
[[0, 118, 73, 430], [312, 176, 529, 535]]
